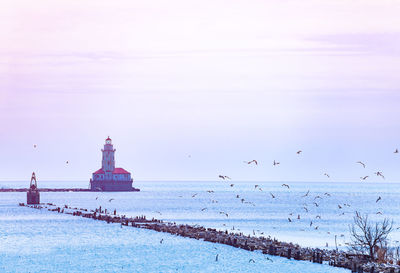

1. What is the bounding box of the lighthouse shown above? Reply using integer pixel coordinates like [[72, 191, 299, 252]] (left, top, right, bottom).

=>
[[90, 137, 134, 191]]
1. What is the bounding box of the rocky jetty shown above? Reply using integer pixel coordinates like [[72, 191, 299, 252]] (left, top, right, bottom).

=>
[[20, 203, 400, 273]]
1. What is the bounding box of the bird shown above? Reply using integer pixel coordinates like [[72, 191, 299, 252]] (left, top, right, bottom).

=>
[[303, 207, 309, 213], [249, 259, 255, 263], [215, 254, 219, 262], [324, 192, 331, 197], [324, 173, 330, 178], [160, 239, 163, 244], [338, 204, 342, 209], [254, 185, 259, 189], [270, 192, 275, 198], [375, 172, 385, 179], [282, 184, 290, 189], [310, 221, 313, 227], [273, 160, 280, 166], [192, 193, 198, 198], [219, 212, 229, 217], [376, 211, 383, 215], [297, 214, 300, 220], [394, 149, 399, 154], [265, 257, 273, 262], [201, 208, 208, 211], [314, 226, 319, 230], [360, 176, 369, 181], [288, 218, 292, 222], [356, 161, 366, 168], [95, 196, 98, 200], [297, 150, 302, 154], [258, 187, 263, 192], [108, 198, 114, 202], [315, 215, 321, 219], [206, 190, 214, 193], [376, 196, 381, 203], [302, 190, 310, 197], [314, 195, 322, 200], [236, 194, 240, 198], [218, 175, 231, 180], [245, 160, 258, 165], [313, 202, 319, 207], [33, 144, 37, 148], [230, 184, 234, 187], [66, 161, 69, 164]]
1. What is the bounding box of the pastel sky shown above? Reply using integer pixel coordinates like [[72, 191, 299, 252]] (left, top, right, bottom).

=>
[[1, 0, 399, 182]]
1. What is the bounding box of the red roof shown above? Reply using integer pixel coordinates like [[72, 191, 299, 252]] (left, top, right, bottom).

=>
[[93, 168, 105, 174], [113, 168, 130, 174]]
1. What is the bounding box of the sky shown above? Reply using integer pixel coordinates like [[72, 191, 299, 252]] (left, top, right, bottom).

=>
[[0, 0, 399, 182]]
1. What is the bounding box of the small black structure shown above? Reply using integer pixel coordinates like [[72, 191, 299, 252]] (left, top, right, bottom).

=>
[[27, 172, 40, 204]]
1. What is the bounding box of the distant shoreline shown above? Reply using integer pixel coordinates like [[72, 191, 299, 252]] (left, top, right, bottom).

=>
[[0, 188, 140, 192]]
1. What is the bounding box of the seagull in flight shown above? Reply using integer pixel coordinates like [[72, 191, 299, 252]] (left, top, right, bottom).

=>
[[356, 161, 366, 168], [270, 192, 276, 199], [201, 208, 208, 211], [108, 198, 114, 202], [375, 172, 385, 179], [249, 259, 255, 263], [206, 190, 214, 193], [245, 160, 258, 165], [192, 193, 198, 198], [302, 190, 310, 197], [376, 196, 381, 203], [282, 184, 290, 189], [324, 173, 330, 178], [360, 176, 369, 181], [297, 150, 302, 154], [273, 160, 280, 166], [218, 175, 231, 180], [394, 149, 399, 154], [219, 211, 229, 217]]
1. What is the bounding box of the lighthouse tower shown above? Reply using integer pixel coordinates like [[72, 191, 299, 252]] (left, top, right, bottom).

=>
[[90, 137, 134, 191], [102, 137, 115, 180]]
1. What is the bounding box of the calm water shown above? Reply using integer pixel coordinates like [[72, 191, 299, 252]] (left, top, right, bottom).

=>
[[1, 180, 399, 249]]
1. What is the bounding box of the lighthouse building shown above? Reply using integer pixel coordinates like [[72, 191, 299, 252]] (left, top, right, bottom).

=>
[[90, 137, 134, 191]]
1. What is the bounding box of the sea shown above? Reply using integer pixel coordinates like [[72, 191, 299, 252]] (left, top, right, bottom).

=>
[[1, 180, 398, 273]]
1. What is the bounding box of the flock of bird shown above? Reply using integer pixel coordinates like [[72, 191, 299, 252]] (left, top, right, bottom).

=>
[[179, 148, 400, 251], [32, 143, 399, 262]]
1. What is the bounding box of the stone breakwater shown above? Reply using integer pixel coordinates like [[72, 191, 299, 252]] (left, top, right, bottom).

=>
[[20, 203, 400, 273]]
